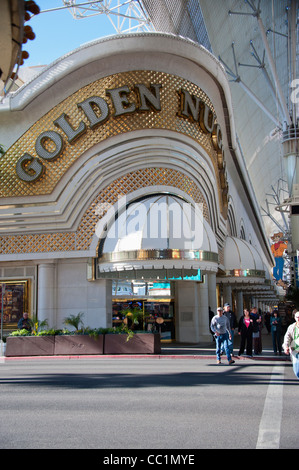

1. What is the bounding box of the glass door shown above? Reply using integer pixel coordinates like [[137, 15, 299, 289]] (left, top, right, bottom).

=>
[[143, 300, 175, 341], [112, 297, 175, 341]]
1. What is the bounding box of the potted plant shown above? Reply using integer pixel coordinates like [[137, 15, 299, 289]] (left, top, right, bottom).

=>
[[63, 312, 85, 333]]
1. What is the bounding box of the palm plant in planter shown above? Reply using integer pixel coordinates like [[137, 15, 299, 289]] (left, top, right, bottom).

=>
[[63, 312, 85, 333], [6, 310, 160, 356], [30, 315, 49, 335]]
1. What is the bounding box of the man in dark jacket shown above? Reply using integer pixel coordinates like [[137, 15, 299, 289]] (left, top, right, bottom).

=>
[[223, 303, 237, 356], [17, 312, 31, 331]]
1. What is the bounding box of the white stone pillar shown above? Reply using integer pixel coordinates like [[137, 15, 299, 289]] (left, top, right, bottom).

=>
[[38, 263, 56, 328], [198, 275, 210, 341], [208, 272, 217, 315], [89, 278, 112, 328], [175, 281, 199, 343]]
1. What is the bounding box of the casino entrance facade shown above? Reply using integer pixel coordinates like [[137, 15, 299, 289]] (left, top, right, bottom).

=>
[[0, 33, 277, 342]]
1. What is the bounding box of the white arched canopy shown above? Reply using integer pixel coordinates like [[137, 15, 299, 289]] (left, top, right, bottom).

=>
[[97, 194, 218, 277], [222, 236, 266, 286]]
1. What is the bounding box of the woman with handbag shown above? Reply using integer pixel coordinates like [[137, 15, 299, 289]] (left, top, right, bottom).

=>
[[238, 308, 254, 357]]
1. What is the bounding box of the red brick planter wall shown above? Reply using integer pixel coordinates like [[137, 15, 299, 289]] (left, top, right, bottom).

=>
[[5, 333, 161, 356]]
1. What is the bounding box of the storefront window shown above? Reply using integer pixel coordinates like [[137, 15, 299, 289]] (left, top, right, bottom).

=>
[[112, 280, 175, 341], [0, 280, 29, 330], [144, 300, 174, 340]]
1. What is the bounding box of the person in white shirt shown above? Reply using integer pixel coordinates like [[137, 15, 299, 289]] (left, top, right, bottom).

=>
[[283, 311, 299, 379]]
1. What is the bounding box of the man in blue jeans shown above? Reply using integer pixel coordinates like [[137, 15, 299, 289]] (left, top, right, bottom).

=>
[[210, 307, 235, 365], [223, 302, 237, 356]]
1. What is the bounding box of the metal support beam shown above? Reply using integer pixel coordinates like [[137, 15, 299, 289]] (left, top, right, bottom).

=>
[[66, 0, 153, 33], [39, 1, 154, 34], [228, 1, 291, 127], [219, 47, 281, 127], [256, 14, 291, 127], [238, 40, 285, 119]]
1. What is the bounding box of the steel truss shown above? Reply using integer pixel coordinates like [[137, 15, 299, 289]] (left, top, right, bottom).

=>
[[60, 0, 154, 33]]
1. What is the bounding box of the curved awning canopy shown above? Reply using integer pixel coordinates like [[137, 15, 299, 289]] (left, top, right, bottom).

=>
[[219, 237, 279, 301], [221, 236, 266, 284], [97, 194, 218, 278]]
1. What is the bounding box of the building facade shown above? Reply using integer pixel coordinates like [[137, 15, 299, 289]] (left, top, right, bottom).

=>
[[0, 33, 277, 342]]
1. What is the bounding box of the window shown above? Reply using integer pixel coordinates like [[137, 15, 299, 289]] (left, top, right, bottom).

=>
[[0, 280, 29, 330]]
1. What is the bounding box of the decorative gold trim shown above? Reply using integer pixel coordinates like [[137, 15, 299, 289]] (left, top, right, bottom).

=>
[[0, 168, 210, 255], [99, 249, 218, 263]]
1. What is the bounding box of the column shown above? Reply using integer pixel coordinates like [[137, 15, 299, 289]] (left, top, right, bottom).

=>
[[38, 263, 56, 328], [88, 278, 112, 328], [223, 284, 232, 306], [208, 272, 217, 315], [198, 275, 210, 341], [175, 281, 199, 343], [236, 290, 243, 320]]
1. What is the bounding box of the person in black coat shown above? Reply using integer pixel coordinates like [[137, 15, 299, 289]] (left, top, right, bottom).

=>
[[223, 303, 237, 355], [17, 312, 31, 331], [270, 310, 282, 355], [238, 308, 254, 357]]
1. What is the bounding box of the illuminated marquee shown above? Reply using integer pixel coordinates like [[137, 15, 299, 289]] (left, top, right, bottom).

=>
[[15, 83, 224, 183]]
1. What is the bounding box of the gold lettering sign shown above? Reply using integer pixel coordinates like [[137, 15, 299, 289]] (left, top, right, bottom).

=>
[[1, 71, 226, 199], [16, 83, 163, 182]]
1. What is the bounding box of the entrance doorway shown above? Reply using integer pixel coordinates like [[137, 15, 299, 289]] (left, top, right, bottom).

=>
[[112, 280, 175, 341]]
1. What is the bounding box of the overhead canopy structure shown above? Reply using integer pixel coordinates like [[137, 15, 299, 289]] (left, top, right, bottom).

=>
[[97, 194, 219, 277], [224, 236, 265, 275], [142, 0, 298, 239], [140, 0, 298, 288]]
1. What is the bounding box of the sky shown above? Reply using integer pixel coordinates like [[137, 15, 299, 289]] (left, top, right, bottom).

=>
[[23, 0, 131, 67]]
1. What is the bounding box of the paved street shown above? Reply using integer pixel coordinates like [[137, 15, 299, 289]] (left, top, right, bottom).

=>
[[0, 354, 298, 450]]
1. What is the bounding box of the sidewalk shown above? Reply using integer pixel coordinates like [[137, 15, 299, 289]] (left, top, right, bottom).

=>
[[161, 330, 288, 361]]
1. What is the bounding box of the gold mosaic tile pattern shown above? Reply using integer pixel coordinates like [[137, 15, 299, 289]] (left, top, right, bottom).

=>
[[1, 71, 219, 198], [76, 167, 210, 251], [0, 167, 209, 255]]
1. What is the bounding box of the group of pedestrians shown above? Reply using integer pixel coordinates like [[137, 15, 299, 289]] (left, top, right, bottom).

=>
[[210, 304, 299, 379], [210, 304, 284, 362]]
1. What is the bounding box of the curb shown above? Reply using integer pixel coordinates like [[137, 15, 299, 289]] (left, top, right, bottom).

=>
[[1, 353, 290, 362]]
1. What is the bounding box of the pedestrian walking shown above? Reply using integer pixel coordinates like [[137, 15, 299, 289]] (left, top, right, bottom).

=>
[[223, 303, 237, 355], [238, 308, 253, 357], [283, 311, 299, 379], [270, 310, 282, 355], [210, 307, 235, 365]]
